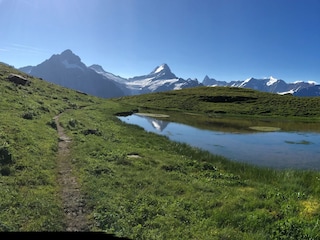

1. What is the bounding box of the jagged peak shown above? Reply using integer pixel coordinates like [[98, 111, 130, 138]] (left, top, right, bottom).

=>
[[46, 49, 86, 71], [148, 63, 177, 79], [203, 75, 210, 81], [58, 49, 82, 64], [61, 49, 74, 55], [244, 77, 254, 82], [269, 76, 278, 81], [89, 64, 105, 73], [151, 63, 171, 74], [266, 76, 278, 86]]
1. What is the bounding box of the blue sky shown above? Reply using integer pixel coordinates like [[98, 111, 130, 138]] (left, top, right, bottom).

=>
[[1, 0, 319, 83]]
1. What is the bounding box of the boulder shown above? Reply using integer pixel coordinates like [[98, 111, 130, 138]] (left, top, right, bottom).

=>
[[7, 74, 30, 86]]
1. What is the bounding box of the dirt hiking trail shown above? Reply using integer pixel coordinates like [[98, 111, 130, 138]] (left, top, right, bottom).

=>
[[54, 113, 89, 232]]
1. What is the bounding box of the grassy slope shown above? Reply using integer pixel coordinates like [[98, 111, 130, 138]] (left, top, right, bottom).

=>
[[1, 64, 320, 238], [0, 64, 101, 230]]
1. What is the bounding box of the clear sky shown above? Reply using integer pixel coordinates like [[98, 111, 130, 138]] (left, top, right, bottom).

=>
[[1, 0, 319, 83]]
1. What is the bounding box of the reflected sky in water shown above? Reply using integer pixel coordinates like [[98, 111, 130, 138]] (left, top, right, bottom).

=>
[[118, 114, 320, 170]]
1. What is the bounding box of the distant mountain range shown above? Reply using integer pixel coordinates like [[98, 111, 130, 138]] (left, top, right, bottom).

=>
[[203, 76, 320, 96], [19, 49, 320, 98]]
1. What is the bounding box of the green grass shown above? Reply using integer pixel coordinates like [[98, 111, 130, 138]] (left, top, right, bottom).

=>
[[0, 64, 100, 231], [59, 104, 320, 239], [0, 63, 320, 238]]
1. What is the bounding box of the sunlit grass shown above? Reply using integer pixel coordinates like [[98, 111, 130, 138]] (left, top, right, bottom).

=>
[[61, 103, 320, 239], [1, 63, 320, 238]]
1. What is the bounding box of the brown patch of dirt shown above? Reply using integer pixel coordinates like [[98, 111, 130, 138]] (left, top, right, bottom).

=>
[[54, 114, 89, 231]]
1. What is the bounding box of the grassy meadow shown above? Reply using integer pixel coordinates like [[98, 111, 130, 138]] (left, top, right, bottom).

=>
[[1, 63, 320, 239]]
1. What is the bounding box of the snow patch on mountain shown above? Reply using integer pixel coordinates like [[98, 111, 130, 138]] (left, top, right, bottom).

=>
[[278, 89, 295, 95], [89, 64, 127, 83], [62, 60, 84, 71], [154, 65, 165, 74], [149, 79, 181, 91], [126, 77, 180, 91], [266, 76, 278, 86], [126, 77, 154, 90], [308, 81, 318, 85], [239, 77, 253, 87], [174, 82, 186, 90]]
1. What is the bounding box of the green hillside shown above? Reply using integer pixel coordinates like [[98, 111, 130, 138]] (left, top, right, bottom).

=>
[[0, 63, 102, 231], [115, 85, 320, 116], [1, 63, 320, 239], [115, 85, 320, 121], [113, 86, 320, 135]]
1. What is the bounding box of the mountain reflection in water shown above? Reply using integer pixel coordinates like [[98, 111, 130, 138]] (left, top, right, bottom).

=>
[[148, 118, 169, 132], [118, 114, 320, 170]]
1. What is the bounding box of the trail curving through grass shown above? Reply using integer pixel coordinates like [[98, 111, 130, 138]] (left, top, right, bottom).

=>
[[54, 113, 89, 232]]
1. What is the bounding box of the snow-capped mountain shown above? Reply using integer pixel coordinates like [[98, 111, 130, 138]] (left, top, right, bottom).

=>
[[231, 77, 290, 93], [91, 63, 202, 95], [202, 76, 319, 96], [19, 49, 319, 98], [88, 64, 132, 95], [20, 50, 202, 97], [89, 64, 127, 83], [126, 63, 200, 94], [19, 50, 125, 98]]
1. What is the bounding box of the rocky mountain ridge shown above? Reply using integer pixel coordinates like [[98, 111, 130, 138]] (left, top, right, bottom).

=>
[[19, 49, 319, 98]]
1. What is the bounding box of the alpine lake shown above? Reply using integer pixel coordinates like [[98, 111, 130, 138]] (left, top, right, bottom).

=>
[[118, 112, 320, 170]]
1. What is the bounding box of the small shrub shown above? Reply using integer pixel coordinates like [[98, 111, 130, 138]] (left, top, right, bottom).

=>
[[68, 118, 79, 129], [39, 105, 50, 112], [201, 162, 218, 171], [22, 111, 38, 120], [0, 145, 14, 165], [0, 166, 11, 176], [47, 119, 57, 130], [69, 102, 78, 109]]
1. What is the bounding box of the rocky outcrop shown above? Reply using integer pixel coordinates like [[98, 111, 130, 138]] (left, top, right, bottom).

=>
[[7, 74, 30, 86]]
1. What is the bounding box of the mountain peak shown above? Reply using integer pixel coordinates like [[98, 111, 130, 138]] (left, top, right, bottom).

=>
[[203, 75, 210, 81], [61, 49, 73, 55], [89, 64, 105, 73], [266, 76, 278, 86], [59, 49, 81, 64], [151, 63, 171, 74], [149, 63, 177, 79], [48, 49, 87, 71]]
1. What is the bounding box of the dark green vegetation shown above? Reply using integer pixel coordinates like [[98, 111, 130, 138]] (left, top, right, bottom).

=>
[[1, 63, 320, 239]]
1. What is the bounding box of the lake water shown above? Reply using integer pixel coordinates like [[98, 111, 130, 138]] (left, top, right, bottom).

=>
[[118, 114, 320, 170]]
